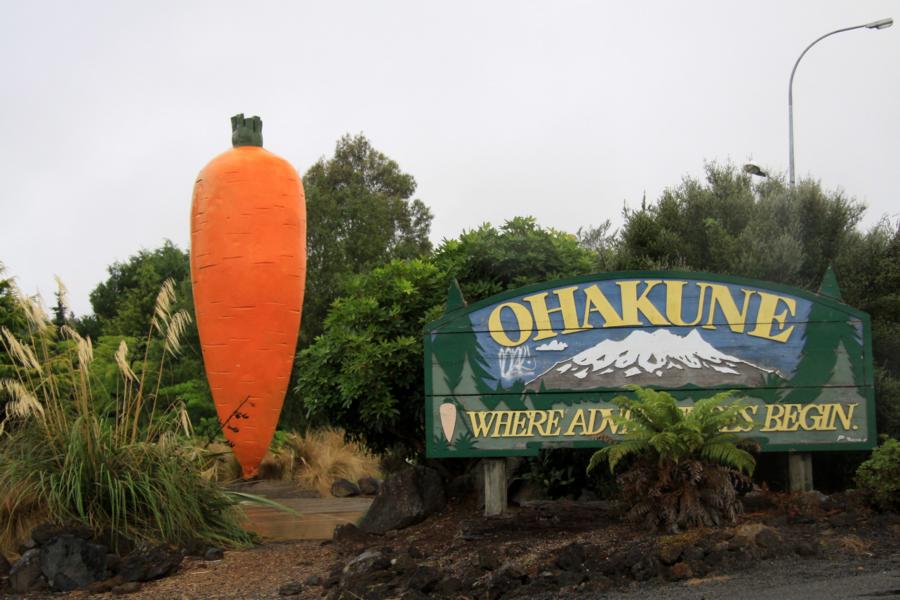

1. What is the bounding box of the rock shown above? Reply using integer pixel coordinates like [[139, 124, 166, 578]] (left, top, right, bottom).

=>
[[797, 490, 829, 507], [332, 523, 371, 545], [359, 466, 446, 534], [557, 569, 586, 587], [1, 552, 10, 577], [704, 548, 726, 567], [683, 544, 706, 562], [278, 580, 303, 596], [106, 553, 122, 575], [755, 527, 782, 551], [331, 478, 361, 498], [478, 547, 502, 571], [435, 576, 463, 594], [304, 574, 323, 586], [390, 554, 417, 574], [31, 522, 94, 546], [343, 549, 390, 579], [358, 476, 381, 496], [40, 534, 108, 591], [112, 581, 142, 595], [656, 541, 684, 565], [459, 565, 484, 590], [406, 565, 441, 593], [668, 562, 692, 581], [119, 543, 183, 582], [489, 561, 528, 595], [630, 555, 658, 582], [555, 543, 586, 571], [203, 547, 224, 562], [18, 537, 37, 555], [742, 489, 776, 512], [733, 523, 780, 550], [9, 549, 45, 593], [794, 541, 818, 557], [496, 561, 527, 581]]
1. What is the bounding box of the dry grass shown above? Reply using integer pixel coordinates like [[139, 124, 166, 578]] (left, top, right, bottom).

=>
[[288, 429, 380, 497], [201, 429, 381, 497], [0, 481, 47, 558]]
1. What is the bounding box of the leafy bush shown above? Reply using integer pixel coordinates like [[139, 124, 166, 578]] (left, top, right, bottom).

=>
[[294, 259, 446, 456], [291, 218, 598, 457], [0, 280, 254, 554], [855, 438, 900, 512], [588, 387, 755, 532], [520, 448, 617, 500]]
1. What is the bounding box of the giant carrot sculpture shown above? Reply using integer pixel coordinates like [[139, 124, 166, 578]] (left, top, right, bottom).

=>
[[191, 114, 306, 478]]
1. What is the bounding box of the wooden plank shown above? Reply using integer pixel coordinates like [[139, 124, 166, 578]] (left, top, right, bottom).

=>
[[788, 453, 814, 492], [239, 497, 372, 541], [483, 458, 506, 516]]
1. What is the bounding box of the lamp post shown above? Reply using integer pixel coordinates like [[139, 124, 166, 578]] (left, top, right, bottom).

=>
[[788, 17, 893, 186]]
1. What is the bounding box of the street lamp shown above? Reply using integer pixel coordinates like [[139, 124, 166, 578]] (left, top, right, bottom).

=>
[[788, 17, 893, 186]]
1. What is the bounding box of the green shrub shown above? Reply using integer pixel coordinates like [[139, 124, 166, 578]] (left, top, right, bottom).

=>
[[588, 387, 755, 532], [855, 438, 900, 512], [0, 280, 254, 554]]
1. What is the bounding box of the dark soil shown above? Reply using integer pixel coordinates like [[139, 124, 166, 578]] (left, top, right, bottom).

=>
[[4, 489, 899, 599]]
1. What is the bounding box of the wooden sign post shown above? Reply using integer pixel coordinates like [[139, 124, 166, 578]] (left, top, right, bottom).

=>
[[425, 270, 874, 514]]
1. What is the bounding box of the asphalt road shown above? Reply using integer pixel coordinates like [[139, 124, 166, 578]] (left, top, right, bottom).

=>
[[600, 555, 900, 600]]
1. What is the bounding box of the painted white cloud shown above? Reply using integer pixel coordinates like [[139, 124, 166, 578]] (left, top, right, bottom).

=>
[[535, 340, 568, 351]]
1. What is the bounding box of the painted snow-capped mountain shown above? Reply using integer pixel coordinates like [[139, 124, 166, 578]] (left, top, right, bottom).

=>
[[525, 329, 782, 390]]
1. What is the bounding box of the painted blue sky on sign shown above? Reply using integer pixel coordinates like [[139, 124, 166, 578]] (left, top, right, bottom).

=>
[[467, 278, 814, 389]]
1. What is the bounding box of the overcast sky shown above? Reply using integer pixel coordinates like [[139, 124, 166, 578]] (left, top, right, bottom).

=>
[[1, 1, 897, 316]]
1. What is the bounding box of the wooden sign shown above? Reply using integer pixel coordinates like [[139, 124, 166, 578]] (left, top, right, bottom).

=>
[[424, 270, 875, 458]]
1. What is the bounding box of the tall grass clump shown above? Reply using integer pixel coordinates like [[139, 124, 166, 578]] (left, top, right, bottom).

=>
[[0, 280, 254, 555], [286, 429, 380, 496], [201, 429, 381, 497]]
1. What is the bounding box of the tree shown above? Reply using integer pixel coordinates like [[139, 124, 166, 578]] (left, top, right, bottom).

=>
[[89, 240, 192, 338], [615, 163, 864, 288], [52, 290, 68, 328], [433, 216, 596, 304], [291, 218, 598, 455], [84, 242, 213, 428], [294, 259, 446, 456], [302, 134, 433, 345], [0, 262, 23, 335], [588, 387, 755, 531], [0, 262, 25, 420]]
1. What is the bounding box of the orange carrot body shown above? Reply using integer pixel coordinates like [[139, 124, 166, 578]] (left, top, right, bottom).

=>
[[190, 117, 305, 478]]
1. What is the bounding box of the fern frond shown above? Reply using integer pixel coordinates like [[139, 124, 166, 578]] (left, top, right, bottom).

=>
[[699, 442, 756, 475]]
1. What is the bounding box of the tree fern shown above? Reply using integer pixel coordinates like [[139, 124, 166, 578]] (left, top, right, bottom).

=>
[[589, 386, 756, 532]]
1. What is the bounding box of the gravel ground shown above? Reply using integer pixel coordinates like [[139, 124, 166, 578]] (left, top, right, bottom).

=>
[[7, 493, 900, 600], [593, 555, 900, 600], [47, 545, 899, 600]]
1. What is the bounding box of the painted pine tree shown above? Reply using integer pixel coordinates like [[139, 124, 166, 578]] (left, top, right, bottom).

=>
[[785, 267, 864, 403], [431, 280, 499, 405]]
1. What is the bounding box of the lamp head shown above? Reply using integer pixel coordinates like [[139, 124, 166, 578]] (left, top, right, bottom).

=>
[[866, 17, 893, 30]]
